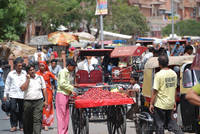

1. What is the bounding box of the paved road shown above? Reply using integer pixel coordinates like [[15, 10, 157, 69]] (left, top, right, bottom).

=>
[[0, 101, 194, 134], [0, 101, 137, 134]]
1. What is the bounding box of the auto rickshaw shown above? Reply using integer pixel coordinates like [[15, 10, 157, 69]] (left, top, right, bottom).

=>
[[136, 55, 196, 134], [181, 49, 200, 133]]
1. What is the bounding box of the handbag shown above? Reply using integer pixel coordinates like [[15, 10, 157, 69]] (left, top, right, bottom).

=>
[[1, 100, 11, 113]]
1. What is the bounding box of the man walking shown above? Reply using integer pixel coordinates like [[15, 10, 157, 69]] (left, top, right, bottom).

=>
[[56, 59, 76, 134], [48, 59, 62, 96], [3, 57, 26, 132], [20, 64, 48, 134], [149, 55, 183, 134]]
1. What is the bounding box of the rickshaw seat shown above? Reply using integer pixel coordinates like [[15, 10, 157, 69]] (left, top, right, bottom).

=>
[[120, 67, 132, 79], [76, 70, 89, 84], [112, 67, 132, 82], [90, 70, 103, 83]]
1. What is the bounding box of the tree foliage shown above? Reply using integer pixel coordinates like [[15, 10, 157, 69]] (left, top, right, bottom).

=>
[[25, 0, 81, 33], [104, 0, 149, 36], [162, 19, 200, 36], [0, 0, 26, 42], [0, 0, 149, 41]]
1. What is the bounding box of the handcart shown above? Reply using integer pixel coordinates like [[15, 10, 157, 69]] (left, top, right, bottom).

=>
[[70, 86, 134, 134], [75, 48, 113, 121]]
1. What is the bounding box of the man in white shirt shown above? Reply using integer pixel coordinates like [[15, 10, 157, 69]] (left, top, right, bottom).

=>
[[33, 47, 47, 62], [142, 47, 154, 65], [20, 64, 48, 134], [3, 57, 26, 132], [48, 59, 62, 98], [77, 56, 98, 72]]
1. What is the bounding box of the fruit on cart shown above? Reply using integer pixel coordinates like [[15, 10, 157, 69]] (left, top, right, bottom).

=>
[[76, 88, 129, 100], [75, 88, 134, 108]]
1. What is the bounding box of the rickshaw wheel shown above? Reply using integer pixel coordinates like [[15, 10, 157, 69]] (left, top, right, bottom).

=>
[[71, 105, 89, 134], [107, 105, 126, 134]]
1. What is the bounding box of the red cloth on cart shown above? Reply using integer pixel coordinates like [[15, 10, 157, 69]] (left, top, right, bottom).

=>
[[75, 98, 134, 108]]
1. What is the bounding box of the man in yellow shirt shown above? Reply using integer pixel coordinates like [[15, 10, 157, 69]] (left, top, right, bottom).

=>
[[186, 84, 200, 106], [149, 55, 183, 134]]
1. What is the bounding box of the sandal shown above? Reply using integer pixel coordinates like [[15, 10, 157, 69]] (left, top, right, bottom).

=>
[[10, 127, 17, 132], [44, 126, 48, 131]]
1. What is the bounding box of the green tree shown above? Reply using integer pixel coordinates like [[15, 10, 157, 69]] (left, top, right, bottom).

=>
[[162, 19, 200, 36], [25, 0, 149, 37], [0, 0, 26, 42], [25, 0, 81, 33], [104, 0, 149, 36], [77, 0, 149, 37]]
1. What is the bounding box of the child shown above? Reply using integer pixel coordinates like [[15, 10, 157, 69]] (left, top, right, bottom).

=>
[[126, 74, 141, 120], [127, 74, 140, 96]]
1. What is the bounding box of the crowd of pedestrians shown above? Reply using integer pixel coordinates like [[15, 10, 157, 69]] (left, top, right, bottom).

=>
[[0, 42, 200, 134], [0, 52, 77, 134]]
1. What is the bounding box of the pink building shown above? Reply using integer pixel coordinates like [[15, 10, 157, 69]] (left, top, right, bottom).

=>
[[128, 0, 200, 37]]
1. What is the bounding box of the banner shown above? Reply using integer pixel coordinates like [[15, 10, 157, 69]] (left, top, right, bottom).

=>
[[95, 0, 108, 15]]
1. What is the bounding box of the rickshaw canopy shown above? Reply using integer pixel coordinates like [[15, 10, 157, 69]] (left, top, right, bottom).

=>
[[79, 49, 113, 57], [110, 46, 147, 58], [167, 40, 187, 45], [144, 56, 195, 69], [191, 48, 200, 70]]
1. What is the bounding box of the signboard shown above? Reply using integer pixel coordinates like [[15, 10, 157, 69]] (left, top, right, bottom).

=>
[[167, 15, 179, 21], [95, 0, 108, 15]]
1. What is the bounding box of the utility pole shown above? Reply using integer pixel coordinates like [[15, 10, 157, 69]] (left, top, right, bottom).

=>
[[100, 15, 104, 49], [171, 0, 174, 39]]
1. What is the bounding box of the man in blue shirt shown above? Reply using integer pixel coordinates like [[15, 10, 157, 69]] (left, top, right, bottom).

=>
[[171, 42, 184, 56]]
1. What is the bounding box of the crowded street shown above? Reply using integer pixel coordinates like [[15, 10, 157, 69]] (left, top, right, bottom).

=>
[[1, 0, 200, 134]]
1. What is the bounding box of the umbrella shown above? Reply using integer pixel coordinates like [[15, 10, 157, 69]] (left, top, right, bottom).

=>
[[48, 32, 78, 46], [73, 32, 95, 41]]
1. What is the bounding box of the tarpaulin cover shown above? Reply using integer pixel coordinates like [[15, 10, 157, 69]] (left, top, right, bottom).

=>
[[110, 46, 147, 58], [75, 98, 134, 108]]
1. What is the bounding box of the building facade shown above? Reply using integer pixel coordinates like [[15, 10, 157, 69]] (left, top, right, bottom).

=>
[[128, 0, 200, 37]]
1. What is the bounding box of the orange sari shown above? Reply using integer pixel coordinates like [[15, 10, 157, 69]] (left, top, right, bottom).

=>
[[36, 70, 56, 127]]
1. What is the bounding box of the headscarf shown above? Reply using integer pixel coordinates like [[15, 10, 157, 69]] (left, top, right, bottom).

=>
[[39, 61, 49, 71]]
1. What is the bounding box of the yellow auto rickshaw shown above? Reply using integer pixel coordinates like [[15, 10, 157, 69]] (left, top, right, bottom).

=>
[[135, 55, 197, 134]]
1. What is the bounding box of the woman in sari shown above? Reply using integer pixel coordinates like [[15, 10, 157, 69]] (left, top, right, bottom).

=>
[[36, 61, 56, 131]]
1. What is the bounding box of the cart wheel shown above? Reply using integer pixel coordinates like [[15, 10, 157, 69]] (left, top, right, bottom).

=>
[[71, 105, 89, 134], [107, 105, 126, 134]]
